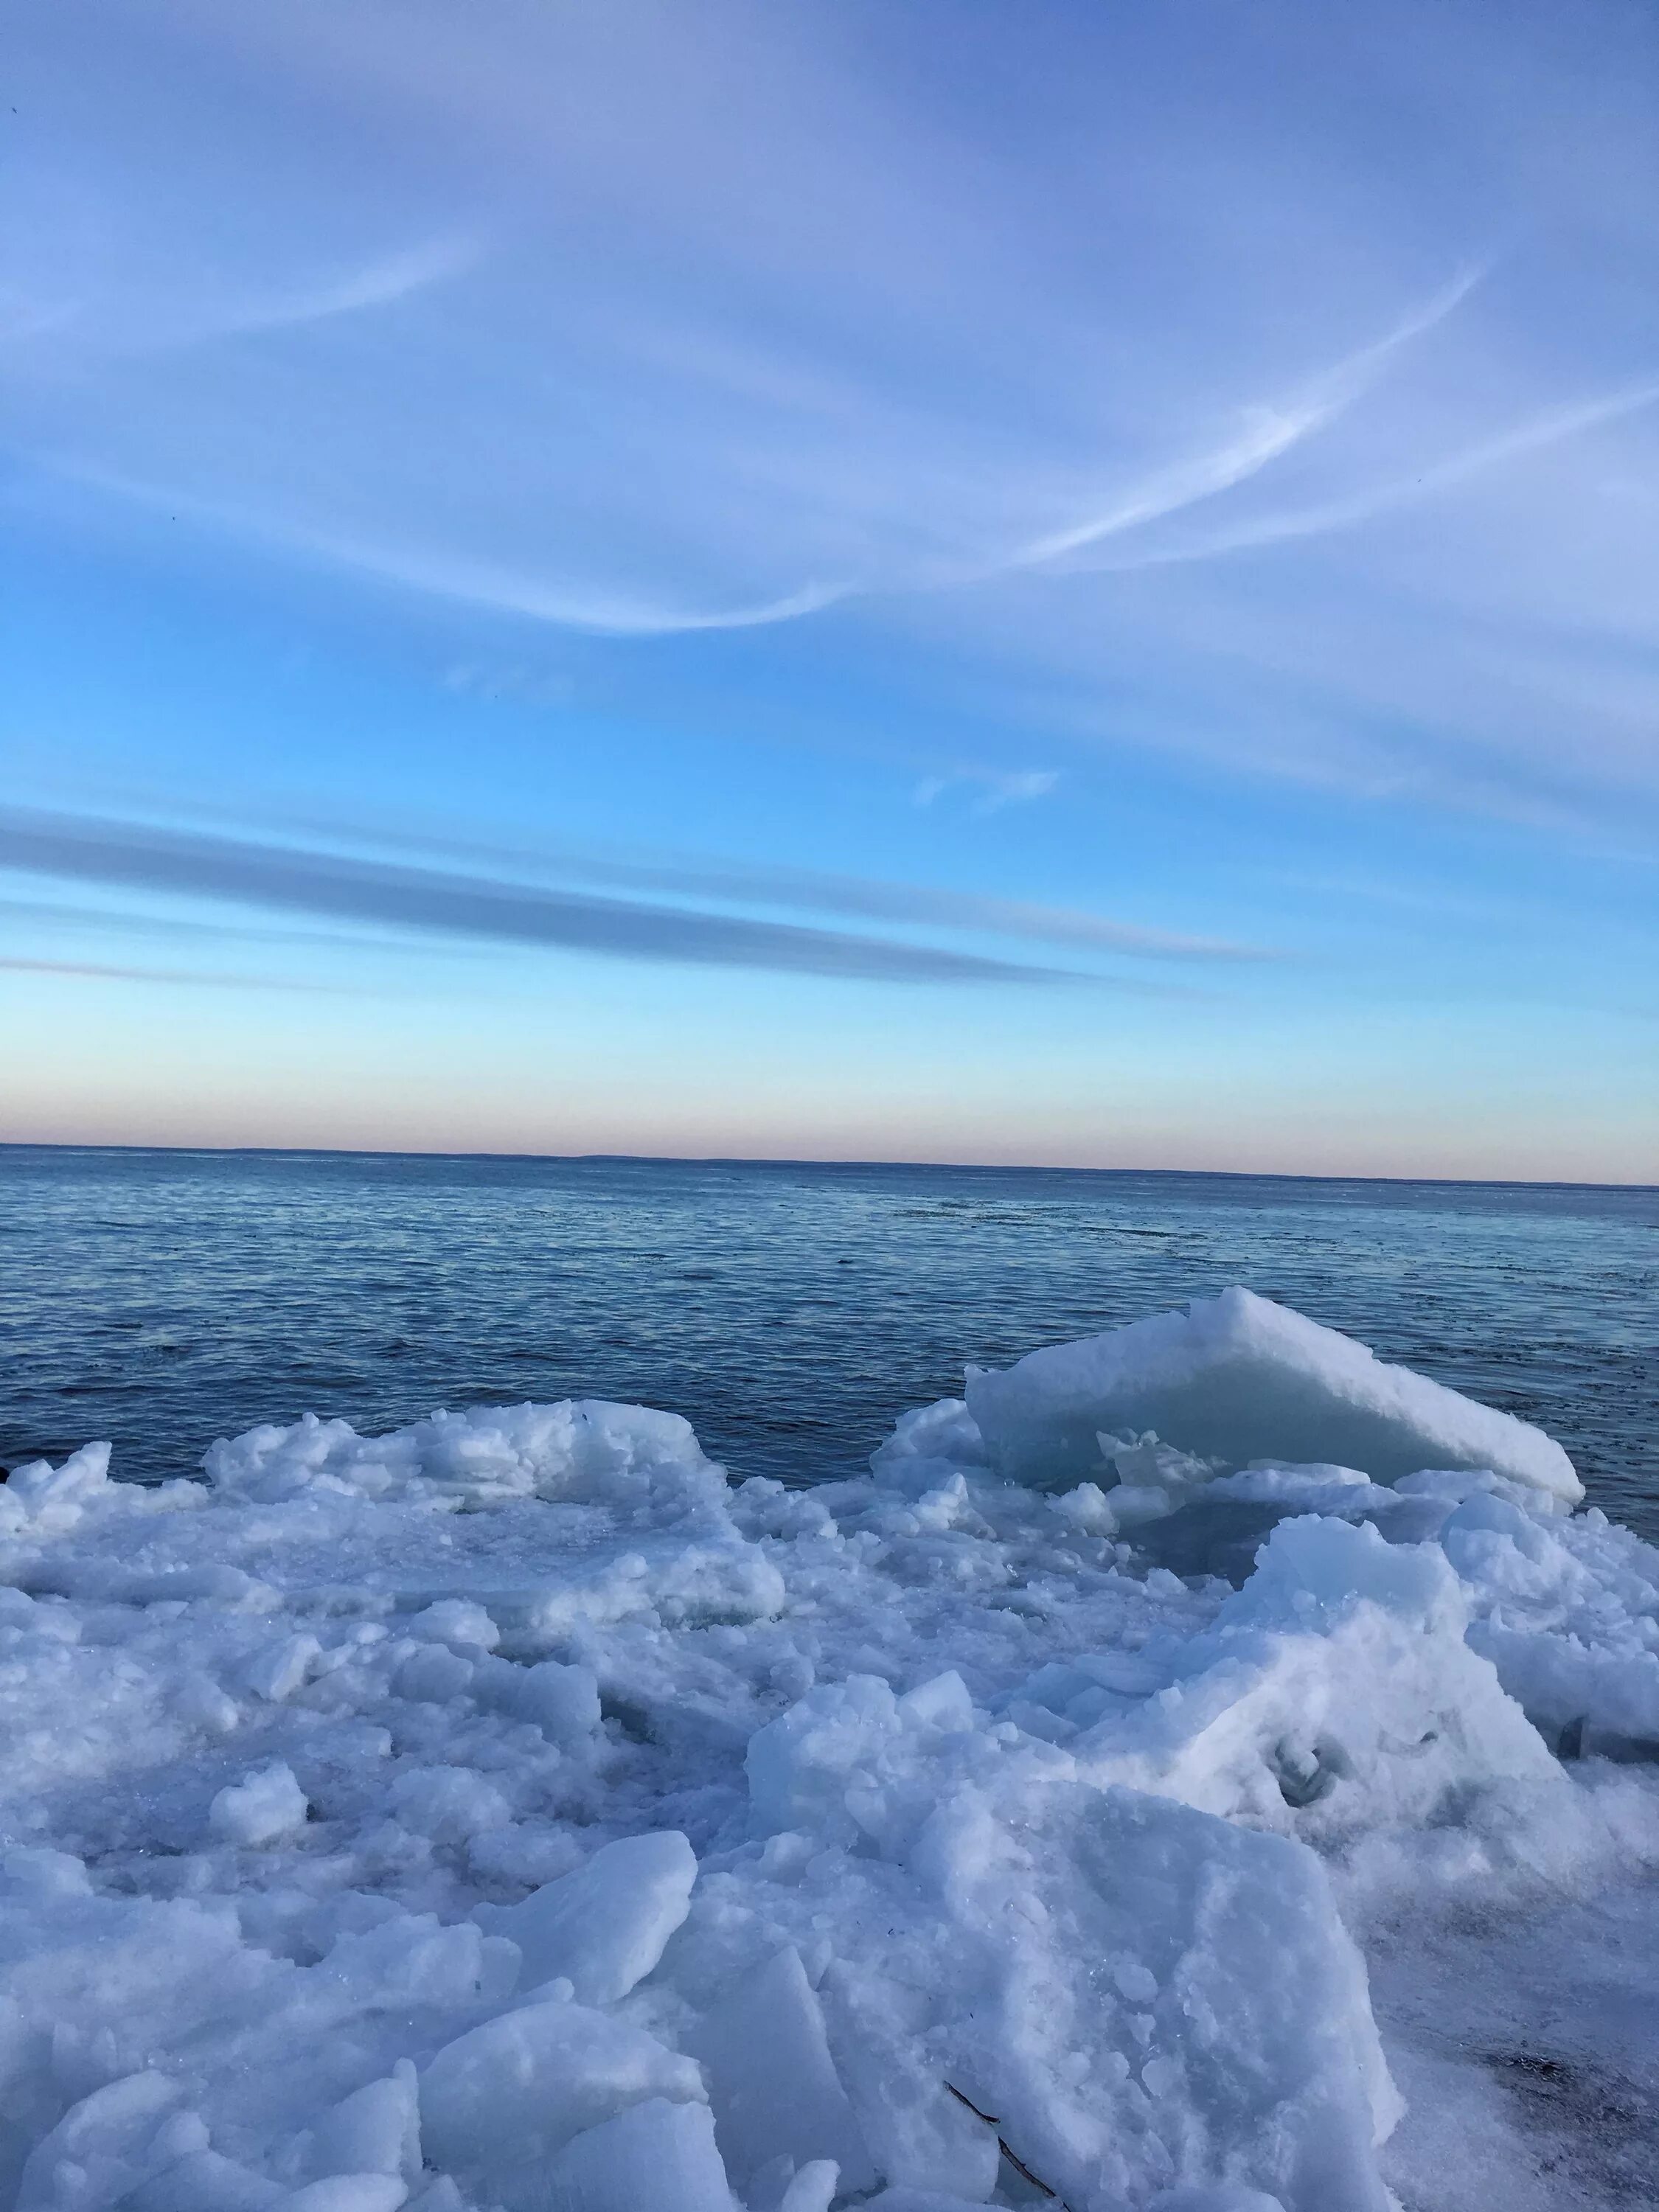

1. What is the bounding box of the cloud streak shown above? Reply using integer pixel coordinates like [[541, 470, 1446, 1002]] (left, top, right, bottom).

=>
[[300, 546, 848, 640], [41, 465, 855, 639], [0, 956, 348, 992], [518, 841, 1262, 959], [0, 807, 1104, 989], [65, 265, 1484, 639], [1082, 375, 1659, 574], [194, 810, 1273, 962], [993, 267, 1488, 579], [0, 892, 490, 959], [137, 234, 483, 352], [912, 768, 1063, 816]]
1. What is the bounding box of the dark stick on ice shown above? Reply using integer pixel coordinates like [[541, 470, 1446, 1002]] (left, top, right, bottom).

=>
[[945, 2081, 1065, 2203]]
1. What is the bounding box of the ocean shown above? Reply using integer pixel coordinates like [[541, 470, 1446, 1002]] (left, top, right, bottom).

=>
[[4, 1144, 1655, 1535]]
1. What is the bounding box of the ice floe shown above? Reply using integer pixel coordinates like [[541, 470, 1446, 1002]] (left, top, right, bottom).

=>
[[0, 1292, 1654, 2211], [965, 1287, 1582, 1503]]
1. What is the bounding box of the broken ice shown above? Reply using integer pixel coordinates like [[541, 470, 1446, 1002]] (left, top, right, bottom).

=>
[[0, 1292, 1653, 2212]]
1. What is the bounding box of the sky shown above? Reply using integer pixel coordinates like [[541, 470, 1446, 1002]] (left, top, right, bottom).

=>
[[2, 0, 1656, 1181]]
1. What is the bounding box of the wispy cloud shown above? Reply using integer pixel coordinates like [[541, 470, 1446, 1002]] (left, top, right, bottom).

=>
[[42, 464, 854, 639], [0, 807, 1099, 989], [305, 551, 846, 640], [0, 891, 493, 958], [24, 262, 1486, 639], [480, 829, 1264, 957], [170, 809, 1274, 962], [7, 0, 1659, 832], [912, 768, 1062, 816], [1082, 374, 1659, 574], [131, 234, 482, 352], [3, 217, 479, 362], [0, 956, 349, 992], [991, 266, 1486, 578]]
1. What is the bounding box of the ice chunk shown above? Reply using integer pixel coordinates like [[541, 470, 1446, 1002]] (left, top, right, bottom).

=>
[[209, 1762, 310, 1846], [1151, 2191, 1287, 2211], [1072, 1517, 1563, 1837], [194, 1400, 786, 1636], [272, 2181, 409, 2212], [897, 1671, 975, 1732], [0, 1441, 116, 1534], [306, 2065, 420, 2183], [319, 1912, 518, 2012], [695, 1692, 1397, 2210], [966, 1288, 1579, 1503], [1436, 1487, 1659, 1756], [204, 1399, 731, 1512], [475, 1831, 697, 2003], [124, 2149, 286, 2208], [689, 1945, 874, 2195], [768, 2163, 840, 2212], [476, 1656, 602, 1747], [745, 1672, 982, 1851], [746, 1674, 902, 1843], [405, 1600, 499, 1653], [274, 2177, 411, 2212], [243, 1634, 321, 1703], [403, 2185, 465, 2212], [15, 2069, 180, 2211], [393, 1645, 475, 1705], [388, 1765, 510, 1843], [420, 1997, 703, 2198], [1, 1846, 93, 1899], [541, 2098, 735, 2212], [869, 1397, 990, 1491], [861, 2196, 1005, 2212]]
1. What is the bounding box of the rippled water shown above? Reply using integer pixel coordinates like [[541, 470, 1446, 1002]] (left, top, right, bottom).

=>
[[2, 1145, 1655, 1535]]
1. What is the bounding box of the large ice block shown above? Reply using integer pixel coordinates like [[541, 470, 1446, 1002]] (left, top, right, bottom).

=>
[[965, 1287, 1580, 1503]]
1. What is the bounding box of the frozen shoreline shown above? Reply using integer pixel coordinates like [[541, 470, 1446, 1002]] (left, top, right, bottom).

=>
[[1, 1292, 1655, 2211]]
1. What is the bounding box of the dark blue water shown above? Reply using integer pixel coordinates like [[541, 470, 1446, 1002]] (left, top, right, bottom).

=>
[[2, 1146, 1655, 1537]]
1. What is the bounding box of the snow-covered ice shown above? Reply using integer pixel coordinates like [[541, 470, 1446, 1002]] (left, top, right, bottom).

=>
[[0, 1290, 1654, 2211]]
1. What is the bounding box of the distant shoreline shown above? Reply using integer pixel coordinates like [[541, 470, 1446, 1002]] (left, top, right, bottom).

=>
[[2, 1140, 1653, 1195]]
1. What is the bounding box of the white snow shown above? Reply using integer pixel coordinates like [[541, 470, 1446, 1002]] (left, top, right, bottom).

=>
[[0, 1290, 1653, 2211]]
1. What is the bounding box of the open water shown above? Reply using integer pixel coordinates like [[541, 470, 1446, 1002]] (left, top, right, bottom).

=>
[[2, 1145, 1655, 1535]]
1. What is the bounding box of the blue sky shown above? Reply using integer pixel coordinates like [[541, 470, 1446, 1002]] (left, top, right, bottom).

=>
[[2, 0, 1656, 1179]]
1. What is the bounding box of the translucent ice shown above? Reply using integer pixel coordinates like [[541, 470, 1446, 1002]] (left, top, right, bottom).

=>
[[966, 1287, 1580, 1502]]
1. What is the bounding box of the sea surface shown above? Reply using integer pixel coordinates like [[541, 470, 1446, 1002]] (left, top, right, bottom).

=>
[[3, 1145, 1656, 1535]]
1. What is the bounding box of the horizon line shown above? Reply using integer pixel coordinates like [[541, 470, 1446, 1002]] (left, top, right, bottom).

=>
[[1, 1138, 1652, 1196]]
